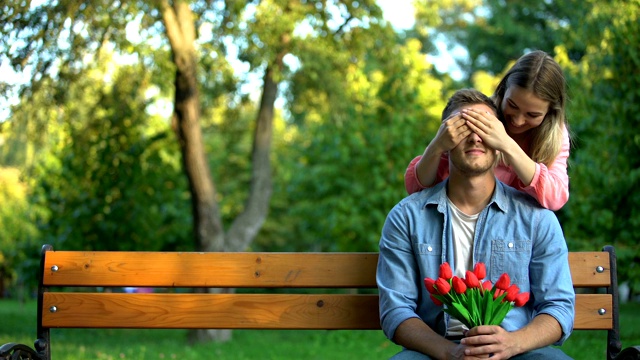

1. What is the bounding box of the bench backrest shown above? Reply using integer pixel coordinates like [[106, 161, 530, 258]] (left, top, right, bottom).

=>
[[38, 246, 619, 333], [40, 251, 380, 330]]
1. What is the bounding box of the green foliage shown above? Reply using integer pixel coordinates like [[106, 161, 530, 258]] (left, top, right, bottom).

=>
[[22, 62, 192, 252], [202, 99, 256, 227], [414, 0, 589, 76], [264, 36, 446, 252], [556, 0, 640, 292], [0, 168, 40, 292]]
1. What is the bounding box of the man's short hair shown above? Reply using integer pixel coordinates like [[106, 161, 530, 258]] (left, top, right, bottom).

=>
[[442, 89, 498, 121]]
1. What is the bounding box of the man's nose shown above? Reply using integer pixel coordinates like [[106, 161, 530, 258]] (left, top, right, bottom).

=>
[[467, 132, 482, 143]]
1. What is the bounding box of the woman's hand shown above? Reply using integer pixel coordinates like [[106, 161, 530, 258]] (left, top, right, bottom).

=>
[[461, 109, 511, 152], [432, 112, 472, 154], [462, 107, 539, 185]]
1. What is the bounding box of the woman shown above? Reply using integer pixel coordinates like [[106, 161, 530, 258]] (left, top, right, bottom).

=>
[[405, 50, 570, 210]]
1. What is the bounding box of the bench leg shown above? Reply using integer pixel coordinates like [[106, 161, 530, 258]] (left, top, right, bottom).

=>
[[615, 346, 640, 360]]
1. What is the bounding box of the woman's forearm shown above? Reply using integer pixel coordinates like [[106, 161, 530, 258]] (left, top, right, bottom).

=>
[[501, 139, 537, 186], [416, 145, 445, 186]]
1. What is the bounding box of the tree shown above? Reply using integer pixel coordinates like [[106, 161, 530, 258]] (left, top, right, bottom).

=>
[[556, 0, 640, 294], [1, 0, 387, 342], [263, 29, 447, 252]]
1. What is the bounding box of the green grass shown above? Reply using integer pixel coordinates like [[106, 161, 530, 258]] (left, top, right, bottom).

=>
[[2, 299, 639, 359]]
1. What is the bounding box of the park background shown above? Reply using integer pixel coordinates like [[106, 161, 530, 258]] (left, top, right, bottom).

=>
[[0, 0, 639, 358]]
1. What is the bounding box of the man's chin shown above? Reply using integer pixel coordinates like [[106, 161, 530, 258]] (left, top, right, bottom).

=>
[[458, 165, 493, 176]]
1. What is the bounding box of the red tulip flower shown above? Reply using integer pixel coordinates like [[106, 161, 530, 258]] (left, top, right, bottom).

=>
[[514, 292, 530, 307], [495, 273, 511, 290], [464, 271, 480, 288], [424, 278, 437, 294], [430, 294, 443, 306], [439, 262, 453, 280], [482, 280, 493, 291], [435, 277, 451, 295], [452, 276, 467, 294], [473, 262, 486, 280], [505, 284, 520, 302]]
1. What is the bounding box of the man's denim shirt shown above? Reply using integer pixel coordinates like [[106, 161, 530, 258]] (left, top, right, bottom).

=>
[[377, 179, 575, 344]]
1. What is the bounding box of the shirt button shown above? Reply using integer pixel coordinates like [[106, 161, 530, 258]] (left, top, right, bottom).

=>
[[508, 242, 514, 248], [427, 246, 433, 252]]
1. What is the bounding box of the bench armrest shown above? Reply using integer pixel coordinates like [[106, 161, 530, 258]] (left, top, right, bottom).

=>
[[0, 342, 44, 360]]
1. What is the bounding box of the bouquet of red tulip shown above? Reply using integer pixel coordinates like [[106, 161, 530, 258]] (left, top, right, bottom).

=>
[[424, 262, 530, 329]]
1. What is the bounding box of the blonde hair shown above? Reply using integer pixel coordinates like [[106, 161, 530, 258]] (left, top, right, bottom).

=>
[[493, 50, 568, 166]]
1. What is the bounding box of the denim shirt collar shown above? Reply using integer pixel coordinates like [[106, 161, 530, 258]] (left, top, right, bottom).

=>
[[421, 178, 510, 215]]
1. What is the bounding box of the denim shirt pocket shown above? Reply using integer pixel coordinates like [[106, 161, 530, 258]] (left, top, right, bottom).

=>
[[490, 239, 532, 286], [413, 235, 442, 257]]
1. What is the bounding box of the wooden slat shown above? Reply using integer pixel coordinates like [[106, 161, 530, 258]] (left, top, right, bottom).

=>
[[41, 293, 612, 331], [568, 252, 611, 287], [42, 293, 381, 330], [44, 251, 610, 288], [43, 252, 378, 288], [574, 294, 612, 330]]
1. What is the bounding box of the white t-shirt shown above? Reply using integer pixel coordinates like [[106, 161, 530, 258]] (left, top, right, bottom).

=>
[[446, 197, 478, 336]]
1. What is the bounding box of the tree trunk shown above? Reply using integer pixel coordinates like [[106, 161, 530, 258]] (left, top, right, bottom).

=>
[[161, 1, 228, 342], [161, 0, 287, 343], [161, 1, 224, 255], [226, 34, 289, 252]]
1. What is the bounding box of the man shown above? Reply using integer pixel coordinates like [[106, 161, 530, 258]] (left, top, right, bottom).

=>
[[377, 89, 575, 359]]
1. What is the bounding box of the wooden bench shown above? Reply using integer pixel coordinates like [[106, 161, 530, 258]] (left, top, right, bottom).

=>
[[1, 244, 639, 360]]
